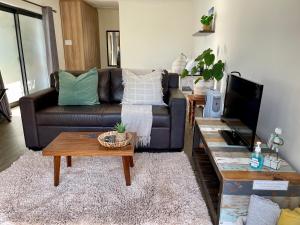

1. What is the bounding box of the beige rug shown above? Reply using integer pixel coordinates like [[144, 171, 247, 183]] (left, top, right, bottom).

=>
[[0, 151, 212, 225]]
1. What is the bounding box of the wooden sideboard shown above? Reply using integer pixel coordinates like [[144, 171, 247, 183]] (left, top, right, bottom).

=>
[[192, 118, 300, 225]]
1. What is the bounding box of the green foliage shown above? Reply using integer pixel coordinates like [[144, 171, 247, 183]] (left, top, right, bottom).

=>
[[114, 122, 126, 133], [180, 48, 225, 83], [201, 15, 214, 26]]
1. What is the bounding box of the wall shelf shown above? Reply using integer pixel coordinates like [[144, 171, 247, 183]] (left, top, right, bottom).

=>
[[193, 30, 215, 36]]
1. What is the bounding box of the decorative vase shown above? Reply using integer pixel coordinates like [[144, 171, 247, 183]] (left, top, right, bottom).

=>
[[116, 132, 126, 142], [202, 24, 211, 31]]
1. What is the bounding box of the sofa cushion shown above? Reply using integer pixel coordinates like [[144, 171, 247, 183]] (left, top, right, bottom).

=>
[[110, 68, 170, 104], [36, 105, 104, 126], [58, 68, 99, 106], [110, 69, 123, 103], [36, 105, 170, 128], [100, 104, 170, 128], [122, 69, 165, 105], [50, 69, 110, 103]]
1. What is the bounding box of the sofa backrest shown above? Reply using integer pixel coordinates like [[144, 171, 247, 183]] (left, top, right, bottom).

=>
[[50, 69, 179, 104]]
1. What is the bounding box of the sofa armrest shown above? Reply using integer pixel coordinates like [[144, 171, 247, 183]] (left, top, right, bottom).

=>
[[19, 88, 58, 149], [168, 88, 186, 149]]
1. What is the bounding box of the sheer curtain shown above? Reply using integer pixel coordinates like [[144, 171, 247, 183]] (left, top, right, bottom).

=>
[[42, 7, 59, 74], [0, 71, 12, 120]]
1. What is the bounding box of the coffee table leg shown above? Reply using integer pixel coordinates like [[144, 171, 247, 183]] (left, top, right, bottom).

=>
[[66, 156, 72, 167], [129, 156, 134, 167], [54, 156, 61, 186], [122, 156, 131, 186]]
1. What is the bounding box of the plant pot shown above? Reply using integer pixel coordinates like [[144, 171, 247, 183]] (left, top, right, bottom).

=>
[[116, 132, 126, 142], [194, 79, 214, 94], [202, 24, 211, 31], [204, 79, 214, 89]]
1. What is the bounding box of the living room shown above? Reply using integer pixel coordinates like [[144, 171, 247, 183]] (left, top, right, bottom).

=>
[[0, 0, 299, 225]]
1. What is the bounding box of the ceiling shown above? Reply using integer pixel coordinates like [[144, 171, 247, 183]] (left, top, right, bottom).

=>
[[85, 0, 119, 9]]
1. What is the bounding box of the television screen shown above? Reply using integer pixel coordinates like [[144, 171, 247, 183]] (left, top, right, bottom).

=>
[[221, 75, 263, 150]]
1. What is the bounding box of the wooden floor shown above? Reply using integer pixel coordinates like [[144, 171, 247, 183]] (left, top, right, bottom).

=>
[[0, 107, 200, 172], [0, 108, 25, 172]]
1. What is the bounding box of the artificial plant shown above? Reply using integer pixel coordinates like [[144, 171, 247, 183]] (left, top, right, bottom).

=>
[[200, 15, 214, 26]]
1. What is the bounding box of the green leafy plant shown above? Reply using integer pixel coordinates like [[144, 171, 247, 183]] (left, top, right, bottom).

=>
[[114, 122, 126, 133], [201, 15, 214, 26], [181, 48, 225, 84]]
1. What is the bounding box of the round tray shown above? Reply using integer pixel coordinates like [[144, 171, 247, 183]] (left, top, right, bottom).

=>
[[98, 131, 132, 148]]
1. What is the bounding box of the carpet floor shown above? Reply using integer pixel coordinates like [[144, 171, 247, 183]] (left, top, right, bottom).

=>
[[0, 151, 212, 225]]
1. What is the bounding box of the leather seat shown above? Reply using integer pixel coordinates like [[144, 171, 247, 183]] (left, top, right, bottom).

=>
[[36, 104, 170, 128], [100, 104, 170, 127]]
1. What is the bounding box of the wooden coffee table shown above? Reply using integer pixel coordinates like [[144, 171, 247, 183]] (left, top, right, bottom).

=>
[[43, 132, 135, 186]]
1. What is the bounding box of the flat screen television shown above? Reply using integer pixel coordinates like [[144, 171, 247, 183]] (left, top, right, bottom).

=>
[[220, 75, 264, 151]]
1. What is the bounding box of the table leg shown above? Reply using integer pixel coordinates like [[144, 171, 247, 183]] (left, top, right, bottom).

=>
[[188, 100, 192, 124], [122, 156, 131, 186], [54, 156, 61, 186], [66, 156, 72, 167], [192, 101, 196, 125], [129, 156, 134, 167]]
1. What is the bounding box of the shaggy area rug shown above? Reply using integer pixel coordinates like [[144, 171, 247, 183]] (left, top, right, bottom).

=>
[[0, 151, 212, 225]]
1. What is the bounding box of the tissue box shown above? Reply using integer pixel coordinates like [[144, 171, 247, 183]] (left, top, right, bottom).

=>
[[264, 155, 281, 170]]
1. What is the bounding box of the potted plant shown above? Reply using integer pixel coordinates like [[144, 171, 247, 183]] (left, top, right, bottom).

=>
[[181, 48, 225, 91], [201, 14, 214, 31], [114, 122, 126, 142]]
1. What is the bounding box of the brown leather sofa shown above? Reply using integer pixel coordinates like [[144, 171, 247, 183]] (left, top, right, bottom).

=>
[[19, 69, 186, 151]]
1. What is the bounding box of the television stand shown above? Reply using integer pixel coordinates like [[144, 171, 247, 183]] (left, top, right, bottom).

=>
[[218, 130, 245, 146], [192, 118, 300, 225]]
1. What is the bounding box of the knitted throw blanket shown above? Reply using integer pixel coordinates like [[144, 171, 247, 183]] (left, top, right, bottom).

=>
[[121, 104, 152, 147]]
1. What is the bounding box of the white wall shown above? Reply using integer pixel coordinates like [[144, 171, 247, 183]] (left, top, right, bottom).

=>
[[98, 8, 119, 68], [118, 0, 194, 69], [193, 0, 300, 171], [1, 0, 65, 69]]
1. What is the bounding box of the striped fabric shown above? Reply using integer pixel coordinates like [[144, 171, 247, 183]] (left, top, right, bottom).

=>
[[122, 69, 165, 105]]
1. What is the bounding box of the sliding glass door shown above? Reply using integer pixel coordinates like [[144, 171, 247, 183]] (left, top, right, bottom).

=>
[[0, 10, 24, 103], [19, 15, 48, 94], [0, 4, 49, 104]]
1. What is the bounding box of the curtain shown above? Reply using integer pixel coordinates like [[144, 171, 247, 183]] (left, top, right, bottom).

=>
[[0, 71, 11, 120], [42, 7, 59, 74]]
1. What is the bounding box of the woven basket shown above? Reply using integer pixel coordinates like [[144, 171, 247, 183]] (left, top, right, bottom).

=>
[[98, 131, 132, 148]]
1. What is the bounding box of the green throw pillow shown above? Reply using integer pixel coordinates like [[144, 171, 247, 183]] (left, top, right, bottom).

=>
[[58, 68, 100, 105]]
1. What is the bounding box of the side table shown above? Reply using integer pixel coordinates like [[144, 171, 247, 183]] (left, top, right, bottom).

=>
[[187, 94, 206, 125]]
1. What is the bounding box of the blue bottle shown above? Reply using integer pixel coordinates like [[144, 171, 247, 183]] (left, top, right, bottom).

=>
[[250, 142, 264, 170]]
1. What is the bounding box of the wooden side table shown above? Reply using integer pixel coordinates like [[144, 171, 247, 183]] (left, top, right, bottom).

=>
[[187, 94, 206, 125]]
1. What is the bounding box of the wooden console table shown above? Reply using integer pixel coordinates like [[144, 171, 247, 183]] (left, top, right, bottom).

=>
[[192, 118, 300, 225]]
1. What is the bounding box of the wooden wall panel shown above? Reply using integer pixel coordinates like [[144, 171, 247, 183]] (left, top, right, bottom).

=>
[[81, 1, 100, 69], [60, 0, 100, 70]]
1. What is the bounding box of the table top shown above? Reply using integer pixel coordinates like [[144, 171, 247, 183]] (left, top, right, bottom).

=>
[[187, 94, 206, 101], [43, 132, 135, 157], [196, 118, 300, 182]]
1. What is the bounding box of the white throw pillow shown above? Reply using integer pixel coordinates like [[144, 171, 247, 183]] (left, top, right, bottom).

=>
[[122, 69, 165, 105]]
